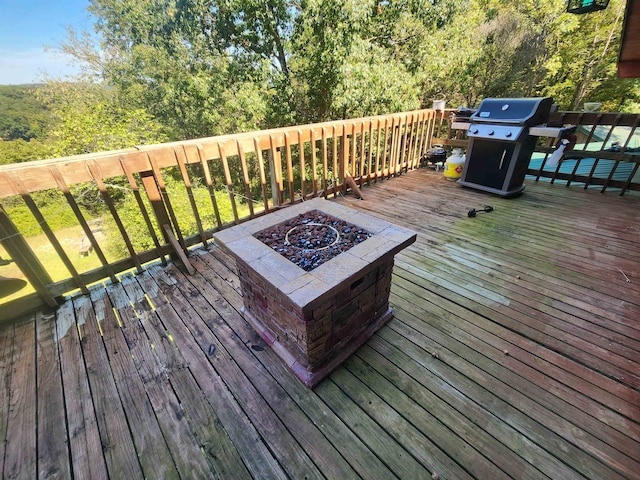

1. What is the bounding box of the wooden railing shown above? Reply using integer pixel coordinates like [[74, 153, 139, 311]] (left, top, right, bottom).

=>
[[0, 109, 441, 321], [435, 110, 640, 195]]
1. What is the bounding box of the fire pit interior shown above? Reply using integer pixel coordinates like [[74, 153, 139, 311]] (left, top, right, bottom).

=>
[[254, 210, 373, 271], [214, 198, 416, 388]]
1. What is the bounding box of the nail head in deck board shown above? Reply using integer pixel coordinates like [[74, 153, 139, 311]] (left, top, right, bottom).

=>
[[72, 294, 145, 480], [162, 265, 328, 480], [143, 266, 290, 480], [125, 271, 253, 480], [382, 308, 632, 480], [178, 255, 365, 479], [104, 281, 213, 478], [36, 311, 72, 480], [54, 299, 109, 479]]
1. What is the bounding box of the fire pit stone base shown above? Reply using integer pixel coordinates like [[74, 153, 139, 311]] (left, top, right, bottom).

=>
[[214, 198, 416, 388]]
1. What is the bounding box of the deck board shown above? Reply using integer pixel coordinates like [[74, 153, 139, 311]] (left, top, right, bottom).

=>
[[1, 169, 639, 479], [4, 317, 36, 480]]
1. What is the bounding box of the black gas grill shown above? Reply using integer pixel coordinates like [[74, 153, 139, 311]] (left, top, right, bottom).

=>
[[458, 97, 554, 197]]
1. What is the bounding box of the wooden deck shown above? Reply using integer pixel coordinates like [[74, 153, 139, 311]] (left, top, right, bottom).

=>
[[1, 169, 639, 479]]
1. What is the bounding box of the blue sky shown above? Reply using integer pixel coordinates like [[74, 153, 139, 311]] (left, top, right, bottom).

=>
[[0, 0, 93, 84]]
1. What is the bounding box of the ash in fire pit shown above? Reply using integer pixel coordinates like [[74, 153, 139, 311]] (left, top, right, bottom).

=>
[[254, 210, 372, 271]]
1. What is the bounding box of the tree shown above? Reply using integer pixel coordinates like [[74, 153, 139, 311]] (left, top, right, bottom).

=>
[[58, 0, 640, 136], [0, 85, 49, 141], [34, 80, 168, 157], [63, 0, 271, 139], [0, 139, 48, 166], [542, 0, 638, 110]]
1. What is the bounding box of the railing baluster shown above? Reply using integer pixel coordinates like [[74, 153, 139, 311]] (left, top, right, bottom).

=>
[[310, 130, 318, 197], [236, 141, 255, 217], [620, 161, 640, 196], [8, 173, 88, 294], [406, 113, 416, 170], [332, 125, 339, 197], [583, 113, 621, 189], [359, 121, 366, 187], [374, 118, 382, 182], [389, 116, 398, 177], [49, 166, 117, 284], [321, 127, 329, 198], [253, 137, 270, 212], [147, 153, 189, 252], [298, 131, 307, 200], [401, 114, 410, 172], [269, 135, 284, 205], [566, 158, 582, 187], [380, 117, 388, 178], [421, 111, 432, 163], [350, 123, 357, 179], [87, 162, 143, 272], [0, 203, 57, 306], [196, 144, 223, 229], [366, 121, 374, 186], [174, 148, 208, 247], [119, 157, 166, 265], [217, 143, 240, 222], [601, 160, 620, 193], [284, 132, 295, 204], [417, 112, 427, 166]]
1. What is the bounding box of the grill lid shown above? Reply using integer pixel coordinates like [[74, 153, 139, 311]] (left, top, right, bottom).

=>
[[470, 97, 553, 126]]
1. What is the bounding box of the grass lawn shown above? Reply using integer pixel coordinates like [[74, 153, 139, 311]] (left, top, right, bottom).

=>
[[1, 225, 104, 305]]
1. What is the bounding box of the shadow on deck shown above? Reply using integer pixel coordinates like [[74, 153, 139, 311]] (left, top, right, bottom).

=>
[[2, 169, 639, 479]]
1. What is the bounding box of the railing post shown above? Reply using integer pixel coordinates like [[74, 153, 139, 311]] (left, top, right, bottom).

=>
[[0, 204, 57, 307], [268, 147, 282, 206], [139, 170, 173, 243], [340, 126, 348, 193]]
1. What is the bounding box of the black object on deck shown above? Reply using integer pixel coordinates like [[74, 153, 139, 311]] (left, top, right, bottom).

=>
[[458, 97, 553, 198]]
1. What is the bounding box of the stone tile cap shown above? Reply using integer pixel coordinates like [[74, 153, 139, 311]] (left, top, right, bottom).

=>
[[213, 197, 417, 308]]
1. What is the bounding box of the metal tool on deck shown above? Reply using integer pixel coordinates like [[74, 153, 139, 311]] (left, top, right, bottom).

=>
[[467, 206, 494, 217]]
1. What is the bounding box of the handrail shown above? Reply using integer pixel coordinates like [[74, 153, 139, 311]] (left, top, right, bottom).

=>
[[0, 109, 442, 320]]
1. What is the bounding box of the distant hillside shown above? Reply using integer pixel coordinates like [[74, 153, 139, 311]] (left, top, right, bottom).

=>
[[0, 85, 49, 141]]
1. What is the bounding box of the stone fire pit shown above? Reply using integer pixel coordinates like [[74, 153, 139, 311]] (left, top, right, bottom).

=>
[[214, 198, 416, 388]]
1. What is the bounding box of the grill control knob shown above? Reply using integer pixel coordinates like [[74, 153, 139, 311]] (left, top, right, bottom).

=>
[[470, 127, 478, 134], [505, 131, 512, 138], [488, 130, 495, 136]]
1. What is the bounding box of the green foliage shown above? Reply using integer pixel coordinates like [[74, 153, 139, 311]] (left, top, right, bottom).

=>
[[76, 0, 271, 139], [332, 38, 421, 119], [0, 138, 49, 165], [0, 85, 49, 141], [34, 80, 169, 157], [3, 0, 639, 299], [3, 190, 88, 236], [541, 0, 636, 110], [106, 175, 249, 257]]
